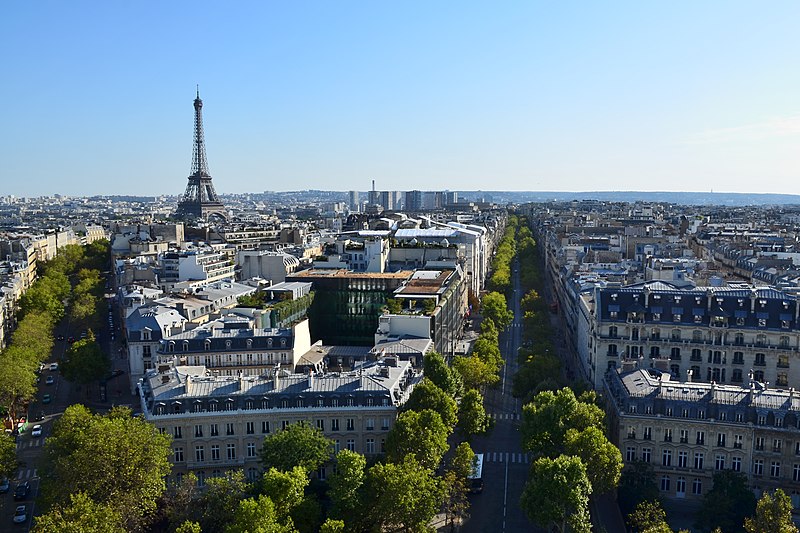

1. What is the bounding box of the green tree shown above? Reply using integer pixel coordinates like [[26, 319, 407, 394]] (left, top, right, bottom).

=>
[[62, 335, 110, 385], [472, 334, 503, 370], [512, 353, 561, 399], [175, 521, 202, 533], [744, 489, 799, 533], [0, 432, 18, 480], [385, 298, 403, 314], [32, 492, 125, 533], [190, 470, 253, 532], [696, 470, 757, 533], [564, 426, 622, 494], [404, 378, 458, 429], [385, 409, 449, 470], [423, 351, 463, 398], [225, 495, 294, 533], [365, 454, 443, 532], [520, 387, 605, 458], [262, 467, 309, 523], [261, 422, 332, 472], [457, 388, 490, 438], [319, 519, 345, 533], [520, 455, 592, 533], [442, 442, 476, 529], [40, 405, 172, 531], [618, 460, 660, 517], [328, 449, 366, 521], [452, 354, 499, 390], [0, 346, 39, 421], [481, 292, 513, 330], [627, 500, 671, 533], [11, 311, 55, 362]]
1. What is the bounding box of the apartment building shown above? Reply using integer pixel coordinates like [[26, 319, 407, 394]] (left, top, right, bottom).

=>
[[138, 358, 418, 484], [606, 365, 800, 507], [577, 281, 800, 391]]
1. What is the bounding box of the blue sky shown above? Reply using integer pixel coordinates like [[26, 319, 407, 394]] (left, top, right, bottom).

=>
[[2, 1, 800, 196]]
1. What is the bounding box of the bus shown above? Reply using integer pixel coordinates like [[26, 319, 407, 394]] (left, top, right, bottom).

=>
[[467, 453, 484, 494]]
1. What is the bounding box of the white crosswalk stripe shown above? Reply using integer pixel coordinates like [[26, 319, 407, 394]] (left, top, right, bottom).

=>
[[490, 413, 521, 420], [481, 452, 531, 464]]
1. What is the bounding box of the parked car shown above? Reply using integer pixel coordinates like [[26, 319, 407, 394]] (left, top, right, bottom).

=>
[[49, 363, 58, 372], [67, 336, 75, 343], [56, 334, 64, 341], [31, 425, 42, 437], [0, 478, 10, 493], [42, 394, 51, 404], [45, 375, 54, 385], [13, 481, 29, 501], [13, 505, 26, 524]]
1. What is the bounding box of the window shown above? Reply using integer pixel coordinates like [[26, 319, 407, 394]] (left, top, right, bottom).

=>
[[317, 467, 327, 481], [366, 438, 375, 454], [347, 439, 356, 452], [678, 451, 688, 468], [227, 443, 236, 461], [246, 422, 254, 435], [732, 456, 741, 472], [262, 421, 270, 434], [753, 459, 763, 476], [734, 435, 743, 449], [643, 427, 652, 440], [732, 369, 743, 383], [331, 419, 340, 431], [333, 440, 340, 453], [771, 461, 781, 478], [194, 425, 203, 438], [664, 429, 673, 442], [696, 431, 705, 445], [642, 448, 651, 463], [715, 455, 725, 470], [733, 351, 744, 364], [660, 475, 670, 491], [609, 326, 618, 338], [626, 447, 636, 462], [381, 418, 390, 431], [755, 437, 765, 451], [226, 423, 235, 436], [692, 478, 702, 495], [316, 419, 324, 431], [680, 429, 689, 443], [735, 333, 744, 345], [717, 433, 726, 447], [774, 439, 783, 453], [174, 447, 184, 462], [195, 446, 205, 463], [794, 464, 800, 482], [281, 421, 289, 430], [211, 445, 220, 461], [346, 418, 355, 431], [662, 449, 672, 466], [196, 471, 205, 487], [366, 418, 375, 431], [676, 476, 686, 496], [210, 424, 219, 437], [754, 353, 766, 366], [173, 426, 182, 439], [694, 452, 704, 470]]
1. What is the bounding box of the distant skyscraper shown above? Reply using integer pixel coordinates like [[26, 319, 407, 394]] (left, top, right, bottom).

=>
[[176, 89, 226, 221], [348, 190, 360, 212]]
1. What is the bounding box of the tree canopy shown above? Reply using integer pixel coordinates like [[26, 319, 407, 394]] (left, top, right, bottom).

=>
[[40, 405, 172, 531], [520, 455, 592, 533], [457, 388, 490, 438], [385, 409, 449, 470], [32, 492, 125, 533], [403, 378, 458, 429], [423, 351, 463, 398], [696, 471, 757, 533], [744, 489, 799, 533], [564, 426, 622, 495], [260, 422, 333, 473]]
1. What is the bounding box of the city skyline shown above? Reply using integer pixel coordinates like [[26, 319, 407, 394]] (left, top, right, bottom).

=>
[[2, 2, 800, 197]]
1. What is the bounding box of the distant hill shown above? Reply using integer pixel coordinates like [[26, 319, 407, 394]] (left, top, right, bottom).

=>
[[455, 191, 800, 206]]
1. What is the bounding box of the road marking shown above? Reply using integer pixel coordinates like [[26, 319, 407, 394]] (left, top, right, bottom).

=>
[[503, 454, 509, 533]]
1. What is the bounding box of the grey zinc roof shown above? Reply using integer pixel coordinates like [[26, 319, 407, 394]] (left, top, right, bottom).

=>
[[146, 361, 415, 402]]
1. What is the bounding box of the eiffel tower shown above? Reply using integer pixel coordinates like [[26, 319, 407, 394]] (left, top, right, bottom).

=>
[[176, 89, 227, 220]]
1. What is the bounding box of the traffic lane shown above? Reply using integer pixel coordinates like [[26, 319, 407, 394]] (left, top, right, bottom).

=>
[[0, 477, 39, 532], [462, 460, 540, 533]]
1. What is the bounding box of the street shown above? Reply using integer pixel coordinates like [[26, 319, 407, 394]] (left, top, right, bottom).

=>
[[0, 302, 127, 531], [463, 259, 541, 533]]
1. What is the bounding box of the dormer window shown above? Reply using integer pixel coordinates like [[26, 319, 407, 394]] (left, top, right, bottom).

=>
[[142, 329, 151, 341], [168, 341, 175, 353], [225, 340, 232, 349], [246, 339, 253, 349], [204, 340, 211, 351], [183, 341, 189, 351]]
